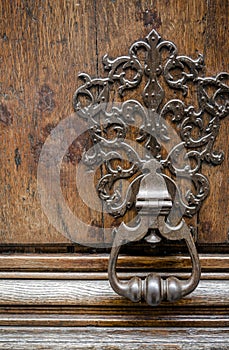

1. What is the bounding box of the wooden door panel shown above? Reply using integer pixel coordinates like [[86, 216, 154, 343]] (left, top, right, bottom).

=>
[[1, 0, 227, 248], [0, 0, 104, 245], [0, 1, 228, 347]]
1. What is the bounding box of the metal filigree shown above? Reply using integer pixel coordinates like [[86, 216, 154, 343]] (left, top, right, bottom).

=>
[[73, 29, 228, 305]]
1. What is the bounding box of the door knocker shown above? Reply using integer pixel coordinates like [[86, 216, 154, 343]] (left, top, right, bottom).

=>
[[73, 29, 228, 305]]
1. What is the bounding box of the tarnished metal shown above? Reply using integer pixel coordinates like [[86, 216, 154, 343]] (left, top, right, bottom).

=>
[[73, 29, 228, 305]]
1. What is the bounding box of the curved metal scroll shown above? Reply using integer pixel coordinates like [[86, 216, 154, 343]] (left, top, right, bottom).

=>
[[73, 29, 228, 305]]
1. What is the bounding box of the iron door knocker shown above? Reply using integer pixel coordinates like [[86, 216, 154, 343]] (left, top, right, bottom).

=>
[[73, 29, 228, 305]]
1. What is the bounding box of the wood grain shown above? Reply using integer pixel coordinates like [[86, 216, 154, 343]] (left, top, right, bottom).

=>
[[0, 272, 228, 280], [0, 277, 228, 328], [0, 312, 228, 328], [0, 279, 228, 307], [0, 254, 228, 271], [0, 327, 228, 349], [0, 1, 228, 344], [198, 0, 229, 243], [0, 0, 104, 245]]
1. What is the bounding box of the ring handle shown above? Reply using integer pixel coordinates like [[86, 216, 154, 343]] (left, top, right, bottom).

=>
[[108, 217, 201, 306]]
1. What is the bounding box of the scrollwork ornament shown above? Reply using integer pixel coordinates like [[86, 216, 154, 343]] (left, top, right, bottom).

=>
[[74, 29, 228, 220]]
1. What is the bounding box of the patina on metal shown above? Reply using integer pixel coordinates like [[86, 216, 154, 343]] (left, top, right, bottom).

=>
[[73, 29, 228, 305]]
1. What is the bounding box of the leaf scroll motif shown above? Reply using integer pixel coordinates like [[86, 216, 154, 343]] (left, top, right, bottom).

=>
[[73, 29, 228, 219]]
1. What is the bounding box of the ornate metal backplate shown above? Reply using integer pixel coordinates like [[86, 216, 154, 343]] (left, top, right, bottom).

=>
[[73, 30, 228, 305]]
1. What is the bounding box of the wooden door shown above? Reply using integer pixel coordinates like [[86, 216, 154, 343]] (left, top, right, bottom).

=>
[[0, 1, 228, 348]]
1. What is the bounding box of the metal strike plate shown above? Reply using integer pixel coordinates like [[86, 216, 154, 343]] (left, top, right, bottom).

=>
[[73, 29, 228, 306]]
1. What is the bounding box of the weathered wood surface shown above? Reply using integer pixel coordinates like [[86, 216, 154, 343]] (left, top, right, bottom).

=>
[[198, 0, 229, 243], [0, 2, 228, 346], [0, 0, 103, 246], [0, 254, 227, 328], [0, 0, 228, 247], [0, 327, 228, 349], [0, 312, 228, 328], [0, 279, 228, 307]]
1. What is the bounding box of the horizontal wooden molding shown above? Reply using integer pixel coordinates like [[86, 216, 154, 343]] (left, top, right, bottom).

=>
[[0, 254, 228, 328], [0, 254, 229, 272], [0, 279, 228, 307], [0, 327, 228, 349], [0, 272, 228, 280], [0, 313, 228, 328]]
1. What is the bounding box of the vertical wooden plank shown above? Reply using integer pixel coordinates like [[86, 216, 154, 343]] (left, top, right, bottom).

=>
[[95, 0, 208, 244], [0, 0, 103, 245], [198, 0, 228, 243]]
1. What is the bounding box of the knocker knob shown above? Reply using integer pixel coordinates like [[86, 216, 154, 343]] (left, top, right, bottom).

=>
[[166, 276, 182, 302], [143, 274, 162, 306], [126, 276, 142, 303], [123, 274, 183, 305], [142, 275, 182, 306]]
